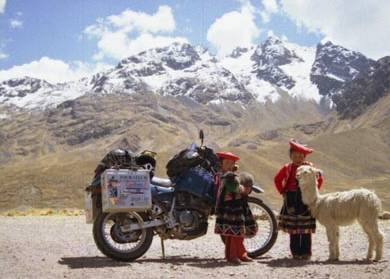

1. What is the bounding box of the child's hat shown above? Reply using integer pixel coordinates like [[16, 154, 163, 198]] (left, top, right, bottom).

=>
[[289, 139, 313, 155], [216, 151, 240, 161]]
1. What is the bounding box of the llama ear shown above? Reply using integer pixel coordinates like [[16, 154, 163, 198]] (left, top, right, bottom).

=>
[[313, 168, 323, 176]]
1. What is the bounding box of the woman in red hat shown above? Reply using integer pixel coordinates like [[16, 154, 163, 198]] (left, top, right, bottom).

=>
[[214, 151, 257, 264], [274, 139, 324, 260]]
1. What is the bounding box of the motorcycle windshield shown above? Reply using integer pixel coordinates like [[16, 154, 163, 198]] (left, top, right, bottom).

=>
[[184, 143, 199, 159], [189, 143, 197, 150]]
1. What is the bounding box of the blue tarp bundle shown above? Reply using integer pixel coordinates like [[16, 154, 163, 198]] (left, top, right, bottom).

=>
[[173, 167, 215, 204]]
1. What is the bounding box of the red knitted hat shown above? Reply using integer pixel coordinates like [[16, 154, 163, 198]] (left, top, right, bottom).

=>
[[289, 139, 313, 155], [216, 151, 240, 161]]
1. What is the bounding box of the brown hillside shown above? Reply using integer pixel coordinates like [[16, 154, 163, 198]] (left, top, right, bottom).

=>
[[0, 94, 389, 212]]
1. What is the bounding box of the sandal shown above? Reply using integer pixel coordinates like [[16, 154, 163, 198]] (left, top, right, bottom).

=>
[[240, 256, 253, 262]]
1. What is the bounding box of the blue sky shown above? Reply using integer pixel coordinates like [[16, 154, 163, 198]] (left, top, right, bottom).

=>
[[0, 1, 319, 68], [0, 0, 388, 83]]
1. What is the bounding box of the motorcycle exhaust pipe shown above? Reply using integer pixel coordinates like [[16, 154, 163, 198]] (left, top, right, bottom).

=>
[[120, 219, 166, 232]]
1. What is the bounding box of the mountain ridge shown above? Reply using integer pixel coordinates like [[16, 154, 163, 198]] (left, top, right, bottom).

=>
[[0, 36, 379, 112]]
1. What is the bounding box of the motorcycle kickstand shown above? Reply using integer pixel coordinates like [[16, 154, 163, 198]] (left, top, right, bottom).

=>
[[160, 236, 166, 260]]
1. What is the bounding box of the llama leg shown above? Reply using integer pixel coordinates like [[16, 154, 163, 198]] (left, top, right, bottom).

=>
[[371, 222, 384, 261], [326, 226, 338, 261], [360, 222, 375, 260], [334, 227, 340, 260]]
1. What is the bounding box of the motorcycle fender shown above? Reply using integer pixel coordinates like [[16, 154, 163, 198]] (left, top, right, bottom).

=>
[[252, 185, 264, 194], [85, 191, 101, 224]]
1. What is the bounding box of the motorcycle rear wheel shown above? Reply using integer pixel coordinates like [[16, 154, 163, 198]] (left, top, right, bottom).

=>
[[93, 211, 154, 262]]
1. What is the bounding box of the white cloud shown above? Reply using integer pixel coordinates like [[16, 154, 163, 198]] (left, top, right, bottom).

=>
[[0, 57, 112, 83], [207, 1, 261, 56], [260, 0, 279, 22], [107, 5, 175, 34], [0, 0, 6, 13], [84, 5, 187, 61], [10, 19, 23, 29], [280, 0, 390, 59]]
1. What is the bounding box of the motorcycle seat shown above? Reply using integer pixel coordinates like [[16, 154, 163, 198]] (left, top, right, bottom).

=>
[[151, 176, 173, 187]]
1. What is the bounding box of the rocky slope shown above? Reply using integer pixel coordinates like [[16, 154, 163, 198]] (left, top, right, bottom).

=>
[[310, 41, 376, 100], [332, 56, 390, 118]]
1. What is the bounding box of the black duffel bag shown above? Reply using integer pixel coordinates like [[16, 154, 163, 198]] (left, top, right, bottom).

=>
[[166, 144, 219, 178], [93, 149, 157, 179]]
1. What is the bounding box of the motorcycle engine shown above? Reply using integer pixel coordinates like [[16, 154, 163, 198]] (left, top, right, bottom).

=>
[[170, 192, 211, 240], [177, 209, 199, 231]]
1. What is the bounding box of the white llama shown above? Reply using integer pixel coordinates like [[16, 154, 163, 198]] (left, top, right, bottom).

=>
[[296, 165, 384, 261]]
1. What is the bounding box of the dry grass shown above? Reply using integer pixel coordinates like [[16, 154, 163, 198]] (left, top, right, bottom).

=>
[[1, 126, 389, 212], [0, 94, 389, 212]]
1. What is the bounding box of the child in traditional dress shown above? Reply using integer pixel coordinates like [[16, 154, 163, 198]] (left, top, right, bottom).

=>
[[214, 152, 258, 264], [274, 139, 324, 260]]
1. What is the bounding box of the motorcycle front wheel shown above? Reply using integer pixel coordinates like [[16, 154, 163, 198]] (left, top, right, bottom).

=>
[[221, 196, 278, 258], [245, 197, 278, 257], [93, 211, 154, 262]]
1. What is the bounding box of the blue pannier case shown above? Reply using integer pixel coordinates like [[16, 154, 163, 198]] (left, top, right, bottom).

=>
[[173, 167, 215, 204]]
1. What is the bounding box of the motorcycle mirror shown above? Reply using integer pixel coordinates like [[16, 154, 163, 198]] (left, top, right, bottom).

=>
[[199, 129, 204, 146]]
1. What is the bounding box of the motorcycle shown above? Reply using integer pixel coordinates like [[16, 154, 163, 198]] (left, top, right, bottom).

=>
[[85, 130, 278, 261]]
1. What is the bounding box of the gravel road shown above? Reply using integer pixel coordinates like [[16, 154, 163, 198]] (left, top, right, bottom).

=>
[[0, 216, 389, 279]]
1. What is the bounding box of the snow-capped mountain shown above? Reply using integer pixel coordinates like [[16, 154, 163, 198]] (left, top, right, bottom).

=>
[[94, 42, 253, 104], [220, 36, 320, 102], [332, 56, 390, 118], [251, 36, 302, 89], [0, 76, 89, 109], [0, 36, 377, 110], [311, 41, 376, 97], [0, 77, 54, 107]]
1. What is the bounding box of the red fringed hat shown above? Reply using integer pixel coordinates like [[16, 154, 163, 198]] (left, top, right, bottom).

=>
[[289, 139, 313, 155], [216, 151, 240, 161]]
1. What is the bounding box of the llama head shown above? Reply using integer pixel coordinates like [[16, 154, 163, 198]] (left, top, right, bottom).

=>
[[296, 165, 322, 204], [296, 165, 322, 183]]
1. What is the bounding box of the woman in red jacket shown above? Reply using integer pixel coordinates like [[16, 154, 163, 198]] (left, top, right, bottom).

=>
[[274, 139, 323, 260]]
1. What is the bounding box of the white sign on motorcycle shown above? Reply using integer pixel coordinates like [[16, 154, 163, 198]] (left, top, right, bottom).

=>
[[101, 169, 152, 212]]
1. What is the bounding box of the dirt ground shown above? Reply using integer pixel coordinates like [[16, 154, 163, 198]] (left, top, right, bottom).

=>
[[0, 216, 389, 279]]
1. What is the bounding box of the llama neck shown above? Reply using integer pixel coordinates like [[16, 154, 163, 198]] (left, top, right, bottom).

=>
[[300, 181, 320, 209]]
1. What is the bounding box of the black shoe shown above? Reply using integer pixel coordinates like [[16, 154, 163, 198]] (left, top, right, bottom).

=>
[[301, 255, 311, 260]]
